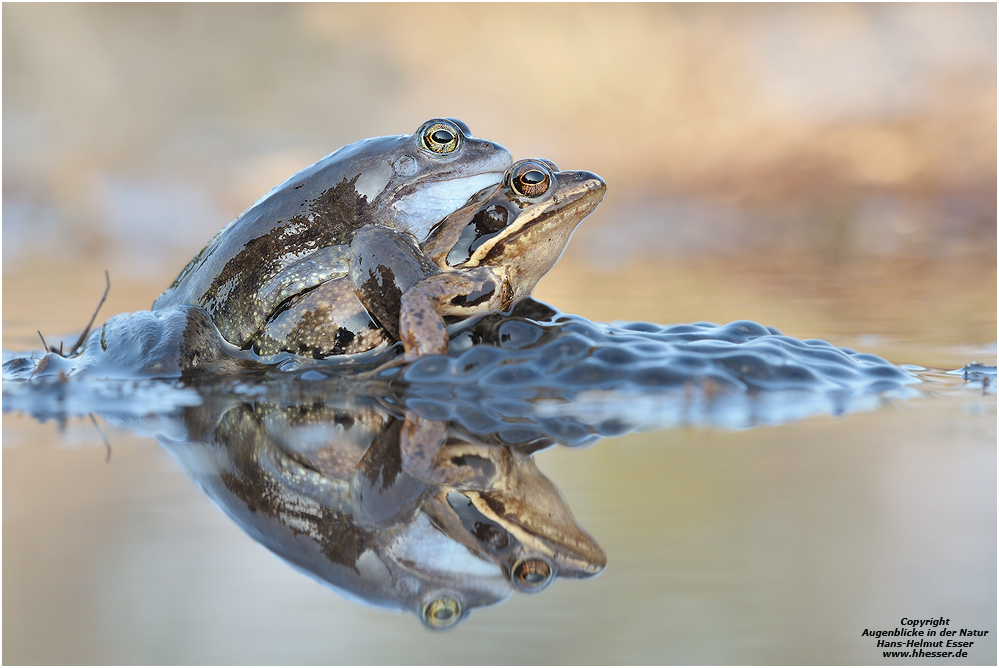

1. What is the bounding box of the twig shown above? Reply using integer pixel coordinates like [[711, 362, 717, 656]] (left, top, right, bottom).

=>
[[67, 270, 111, 357]]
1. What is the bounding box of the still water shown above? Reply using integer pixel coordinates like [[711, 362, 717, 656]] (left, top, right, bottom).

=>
[[3, 261, 996, 665]]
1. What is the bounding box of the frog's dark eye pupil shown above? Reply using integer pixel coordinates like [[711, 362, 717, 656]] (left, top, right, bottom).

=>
[[521, 170, 545, 185], [432, 129, 454, 144]]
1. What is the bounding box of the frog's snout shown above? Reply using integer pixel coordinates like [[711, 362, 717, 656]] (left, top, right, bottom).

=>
[[570, 170, 607, 197], [557, 170, 607, 216], [463, 136, 514, 173]]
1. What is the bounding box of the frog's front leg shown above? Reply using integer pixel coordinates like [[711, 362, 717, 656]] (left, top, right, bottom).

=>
[[398, 266, 510, 360], [348, 226, 438, 341]]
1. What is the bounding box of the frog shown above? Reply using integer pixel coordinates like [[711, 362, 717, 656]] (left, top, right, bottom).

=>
[[152, 118, 512, 356], [250, 159, 606, 361], [399, 158, 606, 359]]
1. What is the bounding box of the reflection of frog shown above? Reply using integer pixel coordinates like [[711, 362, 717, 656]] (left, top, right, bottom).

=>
[[153, 119, 512, 357], [160, 391, 604, 629], [252, 159, 606, 360], [400, 412, 606, 592]]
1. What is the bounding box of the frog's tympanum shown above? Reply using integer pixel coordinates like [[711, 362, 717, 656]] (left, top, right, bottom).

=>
[[159, 392, 604, 629], [153, 119, 512, 359]]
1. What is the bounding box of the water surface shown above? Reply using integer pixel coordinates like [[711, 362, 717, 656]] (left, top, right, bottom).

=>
[[3, 276, 995, 664]]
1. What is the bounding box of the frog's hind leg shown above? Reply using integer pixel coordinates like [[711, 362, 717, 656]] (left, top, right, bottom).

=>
[[252, 279, 387, 358]]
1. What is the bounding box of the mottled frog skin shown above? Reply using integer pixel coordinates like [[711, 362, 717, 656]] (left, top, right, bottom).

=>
[[153, 119, 511, 355], [251, 159, 606, 360]]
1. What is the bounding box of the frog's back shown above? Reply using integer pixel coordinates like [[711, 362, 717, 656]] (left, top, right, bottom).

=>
[[154, 139, 401, 347]]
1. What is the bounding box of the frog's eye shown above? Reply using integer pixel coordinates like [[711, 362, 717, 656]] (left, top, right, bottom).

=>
[[421, 120, 462, 155], [510, 162, 552, 197], [421, 596, 464, 630], [510, 557, 554, 593]]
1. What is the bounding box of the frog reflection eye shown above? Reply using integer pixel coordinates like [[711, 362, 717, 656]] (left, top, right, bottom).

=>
[[510, 162, 552, 197], [422, 121, 462, 154], [421, 596, 463, 630], [511, 557, 554, 592]]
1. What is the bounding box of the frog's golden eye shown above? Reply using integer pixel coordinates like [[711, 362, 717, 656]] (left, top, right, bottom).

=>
[[510, 557, 554, 592], [510, 162, 552, 197], [421, 121, 462, 155], [421, 596, 463, 630]]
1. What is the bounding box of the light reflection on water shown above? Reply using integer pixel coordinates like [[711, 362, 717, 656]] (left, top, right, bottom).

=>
[[3, 380, 995, 663]]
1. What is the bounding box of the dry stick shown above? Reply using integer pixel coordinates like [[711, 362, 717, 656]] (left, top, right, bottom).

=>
[[37, 330, 51, 353], [67, 270, 111, 358]]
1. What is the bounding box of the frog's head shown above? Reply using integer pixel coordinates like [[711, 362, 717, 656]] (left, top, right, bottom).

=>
[[336, 118, 513, 240], [424, 159, 606, 296], [423, 443, 606, 593]]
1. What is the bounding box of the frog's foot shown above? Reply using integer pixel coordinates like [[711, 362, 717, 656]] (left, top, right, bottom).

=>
[[398, 283, 450, 361], [399, 268, 507, 361]]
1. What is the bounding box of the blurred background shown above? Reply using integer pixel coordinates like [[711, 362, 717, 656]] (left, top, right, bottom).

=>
[[3, 4, 996, 664], [3, 3, 996, 360]]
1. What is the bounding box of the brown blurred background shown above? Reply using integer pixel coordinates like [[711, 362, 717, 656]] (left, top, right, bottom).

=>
[[3, 3, 996, 359]]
